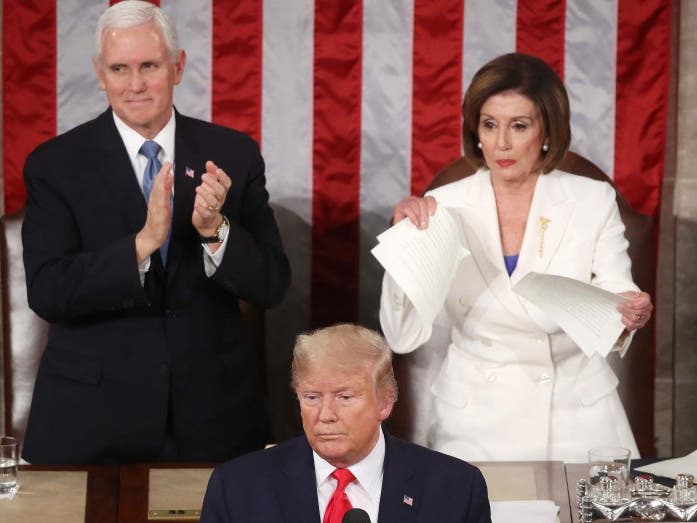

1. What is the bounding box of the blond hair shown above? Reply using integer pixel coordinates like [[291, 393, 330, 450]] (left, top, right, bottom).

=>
[[291, 323, 398, 402]]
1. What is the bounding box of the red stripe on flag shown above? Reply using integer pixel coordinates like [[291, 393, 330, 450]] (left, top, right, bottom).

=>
[[211, 0, 263, 143], [110, 0, 160, 5], [614, 0, 671, 216], [411, 0, 464, 196], [311, 0, 363, 327], [2, 1, 56, 214], [516, 0, 566, 80]]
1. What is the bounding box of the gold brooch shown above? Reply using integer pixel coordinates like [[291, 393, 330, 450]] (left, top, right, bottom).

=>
[[539, 217, 551, 257]]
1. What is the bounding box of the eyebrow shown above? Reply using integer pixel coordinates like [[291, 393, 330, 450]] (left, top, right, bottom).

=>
[[479, 112, 536, 121]]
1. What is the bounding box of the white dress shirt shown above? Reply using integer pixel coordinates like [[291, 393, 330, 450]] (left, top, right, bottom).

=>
[[112, 109, 228, 278], [313, 428, 385, 523]]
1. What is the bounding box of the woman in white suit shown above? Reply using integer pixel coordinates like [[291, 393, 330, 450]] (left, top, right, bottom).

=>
[[379, 53, 653, 463]]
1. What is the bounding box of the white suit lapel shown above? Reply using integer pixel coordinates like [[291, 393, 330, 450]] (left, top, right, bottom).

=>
[[511, 170, 575, 286], [436, 170, 531, 321]]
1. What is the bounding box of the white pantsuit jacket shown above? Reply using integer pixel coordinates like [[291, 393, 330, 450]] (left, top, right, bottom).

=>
[[380, 168, 639, 463]]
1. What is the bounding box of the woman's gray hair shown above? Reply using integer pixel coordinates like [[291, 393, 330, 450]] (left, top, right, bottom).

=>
[[94, 0, 179, 61]]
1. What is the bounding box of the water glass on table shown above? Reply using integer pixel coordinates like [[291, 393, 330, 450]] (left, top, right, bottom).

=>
[[0, 436, 19, 500], [588, 446, 631, 502]]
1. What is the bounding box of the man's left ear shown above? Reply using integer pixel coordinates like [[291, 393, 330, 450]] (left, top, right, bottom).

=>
[[174, 49, 187, 84], [93, 59, 106, 90], [377, 394, 395, 421]]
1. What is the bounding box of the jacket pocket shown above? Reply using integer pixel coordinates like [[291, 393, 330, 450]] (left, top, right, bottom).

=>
[[574, 353, 618, 406], [42, 348, 102, 385], [430, 368, 470, 409], [430, 344, 498, 409]]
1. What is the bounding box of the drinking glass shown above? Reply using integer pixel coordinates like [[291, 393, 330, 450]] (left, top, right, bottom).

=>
[[589, 446, 631, 489], [0, 436, 19, 500]]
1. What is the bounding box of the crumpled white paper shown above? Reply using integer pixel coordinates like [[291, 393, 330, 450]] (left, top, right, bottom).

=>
[[635, 449, 697, 479]]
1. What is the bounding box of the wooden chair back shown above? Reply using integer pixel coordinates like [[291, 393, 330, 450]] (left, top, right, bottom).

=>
[[1, 212, 48, 446]]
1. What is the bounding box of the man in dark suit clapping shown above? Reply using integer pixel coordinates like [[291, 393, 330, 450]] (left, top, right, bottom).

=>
[[21, 0, 289, 464], [200, 324, 491, 523]]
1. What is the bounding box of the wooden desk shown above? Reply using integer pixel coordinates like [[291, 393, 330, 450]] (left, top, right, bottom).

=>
[[120, 461, 574, 522], [118, 463, 213, 523], [566, 463, 588, 523], [3, 461, 580, 522], [477, 460, 572, 523], [0, 465, 119, 523]]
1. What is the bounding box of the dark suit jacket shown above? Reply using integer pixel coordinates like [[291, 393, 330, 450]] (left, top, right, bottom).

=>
[[199, 433, 491, 523], [21, 108, 290, 464]]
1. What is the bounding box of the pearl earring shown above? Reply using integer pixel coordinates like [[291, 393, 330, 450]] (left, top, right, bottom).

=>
[[542, 143, 549, 152], [477, 142, 482, 149]]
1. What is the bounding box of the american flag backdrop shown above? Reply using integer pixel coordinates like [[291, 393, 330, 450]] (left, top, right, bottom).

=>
[[2, 0, 671, 387]]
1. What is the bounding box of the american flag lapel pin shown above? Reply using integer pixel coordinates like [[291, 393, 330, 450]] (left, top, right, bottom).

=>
[[185, 166, 195, 179], [403, 494, 413, 507]]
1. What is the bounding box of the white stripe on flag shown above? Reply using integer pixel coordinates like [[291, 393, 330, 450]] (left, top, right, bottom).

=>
[[57, 0, 108, 133], [565, 0, 618, 177], [262, 0, 314, 339], [462, 0, 517, 97], [359, 0, 414, 327], [167, 0, 212, 121]]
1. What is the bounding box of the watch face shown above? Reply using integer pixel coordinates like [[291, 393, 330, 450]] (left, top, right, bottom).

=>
[[199, 217, 229, 243], [217, 218, 229, 241]]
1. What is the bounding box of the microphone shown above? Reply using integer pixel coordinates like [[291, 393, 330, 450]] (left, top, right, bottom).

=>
[[342, 508, 371, 523]]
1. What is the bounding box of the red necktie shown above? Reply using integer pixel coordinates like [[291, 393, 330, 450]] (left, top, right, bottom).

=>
[[323, 468, 355, 523]]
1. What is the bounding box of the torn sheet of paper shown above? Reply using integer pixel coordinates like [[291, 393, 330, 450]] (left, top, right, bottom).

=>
[[513, 272, 626, 357], [635, 449, 697, 479], [371, 207, 469, 326]]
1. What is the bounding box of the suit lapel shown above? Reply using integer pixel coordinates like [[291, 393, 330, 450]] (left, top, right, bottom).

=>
[[274, 437, 322, 523], [461, 171, 510, 298], [166, 111, 205, 280], [378, 435, 420, 523], [92, 109, 149, 235], [92, 109, 167, 280], [446, 170, 575, 321], [511, 170, 574, 286], [446, 170, 531, 320]]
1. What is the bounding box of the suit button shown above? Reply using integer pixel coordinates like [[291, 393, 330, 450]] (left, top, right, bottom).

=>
[[165, 310, 178, 318], [486, 372, 497, 383], [160, 364, 170, 377], [391, 293, 402, 310], [539, 373, 551, 384]]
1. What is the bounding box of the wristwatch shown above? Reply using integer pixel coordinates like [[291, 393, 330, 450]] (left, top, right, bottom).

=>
[[199, 215, 229, 244]]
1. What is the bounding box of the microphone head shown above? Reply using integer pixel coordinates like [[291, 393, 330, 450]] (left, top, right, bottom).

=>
[[342, 508, 371, 523]]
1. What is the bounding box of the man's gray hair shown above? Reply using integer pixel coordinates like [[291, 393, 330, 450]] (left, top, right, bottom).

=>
[[94, 0, 179, 61]]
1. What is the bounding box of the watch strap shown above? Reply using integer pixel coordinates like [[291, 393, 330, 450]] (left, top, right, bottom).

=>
[[199, 216, 228, 243]]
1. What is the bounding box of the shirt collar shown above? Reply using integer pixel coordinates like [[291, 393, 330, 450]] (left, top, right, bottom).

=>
[[313, 427, 386, 499], [112, 108, 176, 165]]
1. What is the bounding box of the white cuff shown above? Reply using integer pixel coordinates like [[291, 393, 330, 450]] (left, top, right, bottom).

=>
[[202, 232, 229, 277], [138, 256, 151, 286]]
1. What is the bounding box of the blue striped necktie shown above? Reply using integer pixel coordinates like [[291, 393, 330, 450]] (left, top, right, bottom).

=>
[[139, 140, 171, 264], [140, 140, 161, 203]]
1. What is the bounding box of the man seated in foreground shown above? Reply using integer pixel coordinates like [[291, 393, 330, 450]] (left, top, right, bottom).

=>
[[200, 323, 491, 523]]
